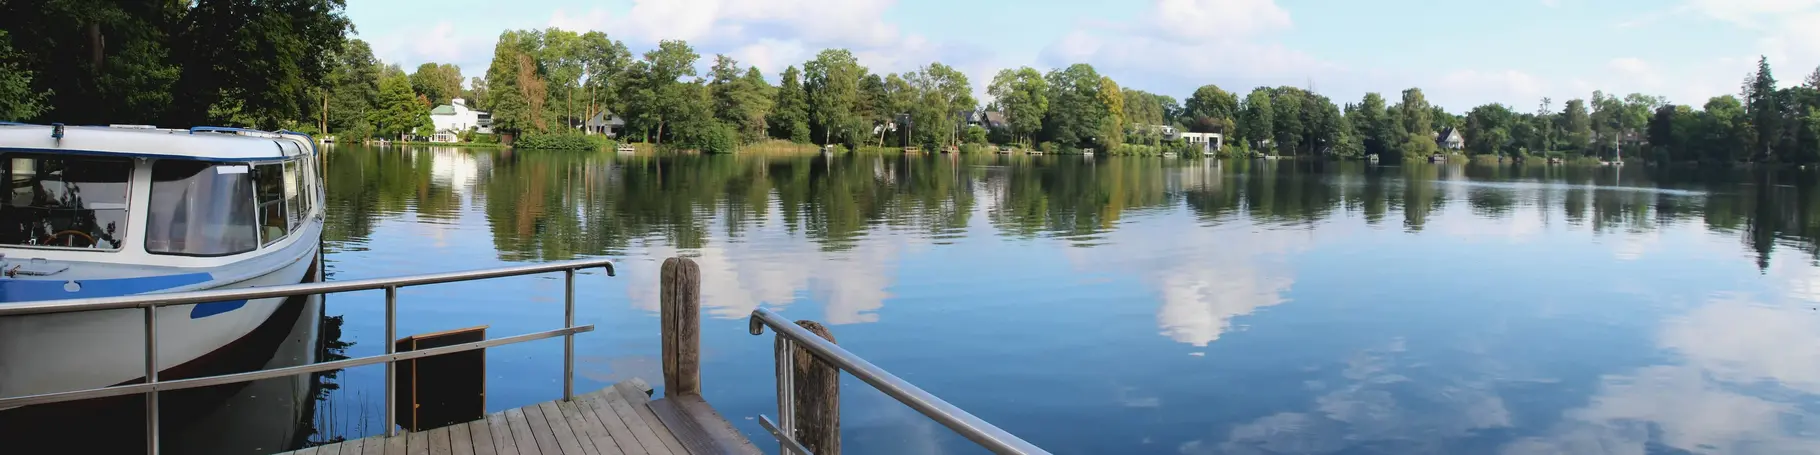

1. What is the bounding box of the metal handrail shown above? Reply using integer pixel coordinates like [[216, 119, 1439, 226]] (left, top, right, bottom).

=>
[[0, 258, 617, 455], [748, 307, 1051, 455]]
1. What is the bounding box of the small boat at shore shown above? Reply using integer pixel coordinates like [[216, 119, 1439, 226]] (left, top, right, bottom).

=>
[[616, 144, 637, 154], [0, 124, 323, 405]]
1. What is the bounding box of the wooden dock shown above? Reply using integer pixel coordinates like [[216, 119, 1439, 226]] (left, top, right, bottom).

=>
[[282, 378, 759, 455]]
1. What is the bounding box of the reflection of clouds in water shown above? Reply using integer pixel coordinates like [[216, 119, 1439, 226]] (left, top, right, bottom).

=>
[[1071, 221, 1309, 347], [427, 148, 479, 195], [1184, 340, 1513, 455], [625, 209, 919, 323], [1500, 290, 1820, 454]]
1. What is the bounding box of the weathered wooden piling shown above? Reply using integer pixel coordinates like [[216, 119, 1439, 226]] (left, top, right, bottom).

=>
[[660, 257, 702, 397], [779, 320, 841, 455]]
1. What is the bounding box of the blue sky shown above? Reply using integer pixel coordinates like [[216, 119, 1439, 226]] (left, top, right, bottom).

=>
[[346, 0, 1820, 112]]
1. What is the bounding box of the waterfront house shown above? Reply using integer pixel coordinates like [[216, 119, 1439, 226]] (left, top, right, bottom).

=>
[[1176, 132, 1224, 154], [429, 98, 488, 142], [1436, 127, 1465, 150], [584, 110, 626, 137]]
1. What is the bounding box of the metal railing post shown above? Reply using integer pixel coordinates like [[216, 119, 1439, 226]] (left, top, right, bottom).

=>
[[563, 268, 575, 402], [144, 307, 159, 455], [383, 285, 398, 437], [776, 338, 797, 455]]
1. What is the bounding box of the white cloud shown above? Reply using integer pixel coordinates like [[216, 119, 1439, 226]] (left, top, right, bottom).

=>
[[365, 21, 499, 80], [1151, 0, 1293, 42], [1433, 69, 1549, 109], [1688, 0, 1820, 27]]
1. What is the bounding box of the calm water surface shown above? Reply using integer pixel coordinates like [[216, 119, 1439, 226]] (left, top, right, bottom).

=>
[[309, 145, 1820, 454]]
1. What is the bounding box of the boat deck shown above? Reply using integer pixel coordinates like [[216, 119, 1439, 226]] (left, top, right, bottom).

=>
[[281, 379, 760, 455]]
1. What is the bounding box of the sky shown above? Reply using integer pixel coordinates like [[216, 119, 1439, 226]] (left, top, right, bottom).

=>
[[345, 0, 1820, 113]]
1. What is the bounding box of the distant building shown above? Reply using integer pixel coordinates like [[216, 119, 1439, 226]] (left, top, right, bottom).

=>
[[1436, 127, 1465, 150], [429, 98, 488, 142], [1177, 132, 1223, 153], [958, 110, 1009, 130], [583, 110, 626, 137]]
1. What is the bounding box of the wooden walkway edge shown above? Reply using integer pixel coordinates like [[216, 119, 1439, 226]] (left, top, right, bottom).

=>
[[283, 379, 759, 455]]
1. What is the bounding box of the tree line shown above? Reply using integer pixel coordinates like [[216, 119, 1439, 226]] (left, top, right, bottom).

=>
[[3, 4, 1819, 162]]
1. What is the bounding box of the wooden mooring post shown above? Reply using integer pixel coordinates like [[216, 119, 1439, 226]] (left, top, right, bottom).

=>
[[778, 320, 840, 455], [661, 257, 702, 397]]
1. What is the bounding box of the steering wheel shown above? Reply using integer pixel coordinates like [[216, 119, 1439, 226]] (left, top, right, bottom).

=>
[[42, 230, 95, 247]]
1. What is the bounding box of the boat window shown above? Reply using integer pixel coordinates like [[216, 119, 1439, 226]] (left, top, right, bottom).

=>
[[146, 160, 259, 256], [254, 163, 287, 245], [283, 160, 302, 230], [0, 153, 132, 250]]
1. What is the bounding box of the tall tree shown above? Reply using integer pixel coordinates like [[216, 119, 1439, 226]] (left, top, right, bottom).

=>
[[322, 37, 382, 140], [1239, 88, 1274, 152], [409, 63, 463, 106], [1464, 103, 1516, 156], [1561, 98, 1593, 153], [768, 66, 810, 143], [368, 74, 430, 140], [1040, 64, 1110, 149], [1096, 77, 1126, 148], [1272, 89, 1305, 156], [1352, 93, 1391, 157], [168, 0, 353, 127], [621, 39, 699, 143], [484, 30, 542, 138], [1746, 56, 1780, 161], [707, 55, 772, 143], [804, 49, 866, 146], [1184, 84, 1239, 135], [987, 67, 1048, 147], [903, 62, 975, 149], [576, 31, 631, 125]]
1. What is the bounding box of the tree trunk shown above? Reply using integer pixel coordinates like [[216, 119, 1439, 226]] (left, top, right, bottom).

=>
[[656, 121, 665, 145]]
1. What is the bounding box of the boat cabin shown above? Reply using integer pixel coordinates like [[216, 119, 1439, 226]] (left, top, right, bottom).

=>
[[0, 124, 321, 270]]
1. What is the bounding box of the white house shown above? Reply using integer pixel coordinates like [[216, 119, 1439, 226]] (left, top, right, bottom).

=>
[[430, 98, 490, 143], [1176, 132, 1223, 153]]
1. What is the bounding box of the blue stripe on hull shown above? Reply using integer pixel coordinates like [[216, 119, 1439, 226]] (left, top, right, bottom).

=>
[[190, 300, 247, 318], [0, 273, 214, 303]]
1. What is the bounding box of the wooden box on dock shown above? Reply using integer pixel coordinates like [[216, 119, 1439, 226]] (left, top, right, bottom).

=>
[[393, 326, 487, 432]]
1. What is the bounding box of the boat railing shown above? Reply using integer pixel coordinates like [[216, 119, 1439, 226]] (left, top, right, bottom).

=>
[[0, 258, 617, 455], [748, 307, 1052, 455]]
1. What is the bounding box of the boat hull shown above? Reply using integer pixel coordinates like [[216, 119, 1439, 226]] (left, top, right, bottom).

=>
[[0, 242, 319, 403]]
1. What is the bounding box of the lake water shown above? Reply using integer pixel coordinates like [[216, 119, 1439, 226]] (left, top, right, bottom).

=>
[[301, 146, 1820, 454]]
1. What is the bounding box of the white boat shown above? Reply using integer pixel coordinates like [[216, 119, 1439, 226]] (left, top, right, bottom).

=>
[[0, 124, 323, 405]]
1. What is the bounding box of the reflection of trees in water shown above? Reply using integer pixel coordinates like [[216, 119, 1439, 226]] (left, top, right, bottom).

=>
[[322, 148, 464, 249], [307, 312, 353, 445], [322, 145, 1820, 271]]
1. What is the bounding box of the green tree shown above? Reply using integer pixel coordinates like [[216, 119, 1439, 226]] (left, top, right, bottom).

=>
[[1184, 84, 1239, 135], [621, 39, 700, 143], [322, 38, 382, 140], [1352, 93, 1392, 158], [1464, 103, 1516, 156], [1700, 95, 1749, 163], [1239, 88, 1274, 152], [577, 31, 632, 126], [1397, 88, 1436, 158], [768, 66, 811, 143], [484, 30, 547, 138], [987, 67, 1048, 147], [369, 74, 430, 140], [1746, 56, 1781, 161], [1561, 98, 1593, 153], [708, 55, 773, 143], [409, 63, 463, 106], [1272, 89, 1305, 156], [1039, 64, 1108, 149], [804, 49, 865, 146], [904, 62, 976, 149], [1096, 77, 1126, 149], [0, 30, 49, 121], [168, 0, 352, 128]]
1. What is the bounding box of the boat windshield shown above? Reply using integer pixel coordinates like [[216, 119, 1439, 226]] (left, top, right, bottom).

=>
[[146, 160, 260, 256], [0, 153, 132, 250]]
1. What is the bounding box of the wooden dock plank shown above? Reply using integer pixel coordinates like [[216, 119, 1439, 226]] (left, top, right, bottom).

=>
[[609, 383, 686, 455], [487, 413, 520, 455], [646, 396, 764, 455], [263, 380, 756, 455], [504, 408, 544, 455], [521, 404, 567, 455], [580, 392, 649, 455], [450, 422, 476, 455], [600, 388, 675, 455], [385, 433, 407, 455], [536, 401, 594, 455], [362, 436, 386, 455], [645, 398, 719, 455], [466, 421, 497, 455], [561, 400, 625, 455], [429, 425, 454, 455], [669, 396, 763, 455]]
